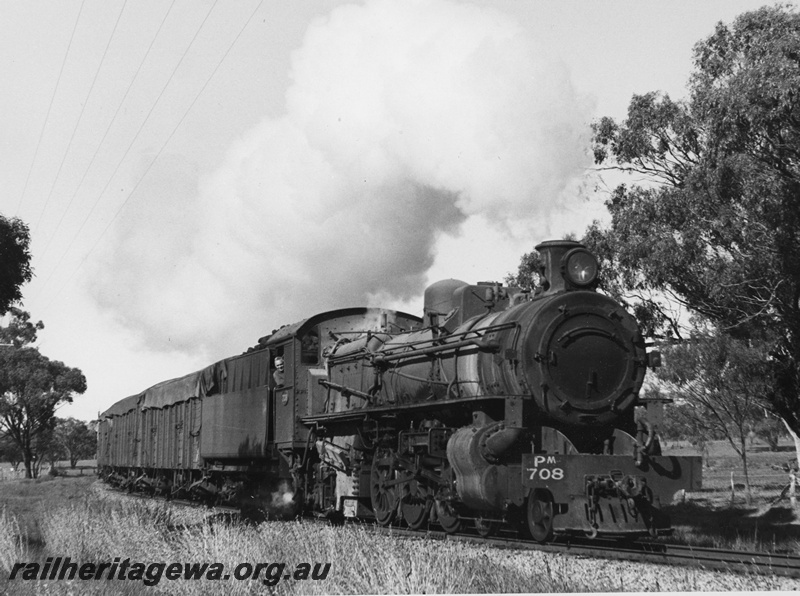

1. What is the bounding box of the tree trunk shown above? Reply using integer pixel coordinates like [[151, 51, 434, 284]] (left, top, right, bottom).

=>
[[783, 417, 800, 473], [784, 418, 800, 509], [740, 436, 752, 506], [23, 452, 33, 479]]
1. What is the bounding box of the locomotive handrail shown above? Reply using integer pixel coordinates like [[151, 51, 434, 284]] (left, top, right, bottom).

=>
[[372, 321, 519, 362], [326, 322, 519, 365], [318, 380, 375, 404], [301, 394, 515, 425], [371, 337, 501, 363], [381, 321, 518, 354]]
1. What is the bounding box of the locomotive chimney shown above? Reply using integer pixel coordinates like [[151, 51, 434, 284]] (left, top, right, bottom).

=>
[[535, 239, 599, 294], [535, 240, 582, 293]]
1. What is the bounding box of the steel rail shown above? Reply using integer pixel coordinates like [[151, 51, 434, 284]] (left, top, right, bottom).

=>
[[379, 527, 800, 579]]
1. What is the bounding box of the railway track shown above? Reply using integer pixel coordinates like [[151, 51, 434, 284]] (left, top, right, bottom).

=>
[[106, 484, 800, 580], [308, 519, 800, 580]]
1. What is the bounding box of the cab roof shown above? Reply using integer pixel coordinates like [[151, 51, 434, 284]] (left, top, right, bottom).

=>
[[258, 307, 422, 347]]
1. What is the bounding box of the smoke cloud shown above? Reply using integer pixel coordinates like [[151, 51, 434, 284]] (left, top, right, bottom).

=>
[[91, 0, 591, 356]]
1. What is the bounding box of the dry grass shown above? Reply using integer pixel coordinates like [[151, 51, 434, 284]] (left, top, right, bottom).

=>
[[27, 494, 593, 595], [0, 475, 96, 545], [1, 442, 799, 594], [0, 507, 30, 576], [0, 495, 792, 593], [0, 485, 793, 595]]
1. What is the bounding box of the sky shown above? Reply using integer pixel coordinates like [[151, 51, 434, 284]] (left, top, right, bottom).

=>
[[0, 0, 782, 422]]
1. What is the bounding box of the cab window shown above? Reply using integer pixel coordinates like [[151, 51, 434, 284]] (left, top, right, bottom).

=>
[[300, 327, 320, 365]]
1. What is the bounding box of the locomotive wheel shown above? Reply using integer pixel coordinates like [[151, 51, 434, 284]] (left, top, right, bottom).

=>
[[400, 476, 432, 530], [434, 463, 462, 533], [527, 490, 555, 543], [434, 499, 462, 534], [474, 517, 499, 538], [370, 450, 399, 526]]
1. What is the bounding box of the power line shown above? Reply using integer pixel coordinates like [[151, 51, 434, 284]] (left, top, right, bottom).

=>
[[37, 0, 171, 264], [40, 0, 263, 312], [14, 0, 86, 218], [35, 0, 129, 242], [34, 0, 213, 304]]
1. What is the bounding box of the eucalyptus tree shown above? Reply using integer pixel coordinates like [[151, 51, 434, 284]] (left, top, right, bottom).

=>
[[0, 215, 33, 315], [0, 311, 86, 478], [585, 5, 800, 467]]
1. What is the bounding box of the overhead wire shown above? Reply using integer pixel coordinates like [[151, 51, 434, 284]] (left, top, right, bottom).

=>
[[37, 0, 173, 264], [33, 0, 216, 305], [13, 0, 86, 218], [39, 0, 265, 313], [35, 0, 129, 243]]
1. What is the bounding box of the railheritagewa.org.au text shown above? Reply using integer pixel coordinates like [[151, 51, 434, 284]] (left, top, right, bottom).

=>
[[8, 557, 331, 587]]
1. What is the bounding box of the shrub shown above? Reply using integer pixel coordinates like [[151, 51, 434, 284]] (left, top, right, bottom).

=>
[[753, 417, 787, 451]]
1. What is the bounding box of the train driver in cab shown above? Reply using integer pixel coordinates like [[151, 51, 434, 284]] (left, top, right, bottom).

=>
[[273, 356, 285, 387]]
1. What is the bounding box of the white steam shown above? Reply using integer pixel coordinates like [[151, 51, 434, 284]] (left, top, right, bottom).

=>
[[270, 480, 296, 513], [91, 0, 591, 356]]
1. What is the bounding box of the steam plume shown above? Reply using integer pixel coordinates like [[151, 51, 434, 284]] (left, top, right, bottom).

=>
[[90, 0, 591, 356]]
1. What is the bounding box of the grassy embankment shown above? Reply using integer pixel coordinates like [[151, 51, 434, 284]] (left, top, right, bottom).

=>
[[0, 476, 634, 595], [0, 440, 798, 594]]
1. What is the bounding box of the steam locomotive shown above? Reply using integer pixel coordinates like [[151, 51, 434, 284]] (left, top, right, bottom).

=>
[[98, 240, 701, 541]]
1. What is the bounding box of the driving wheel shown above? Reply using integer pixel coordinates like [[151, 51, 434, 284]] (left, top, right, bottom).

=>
[[370, 449, 398, 526], [434, 499, 462, 533], [527, 490, 554, 543], [401, 475, 432, 530]]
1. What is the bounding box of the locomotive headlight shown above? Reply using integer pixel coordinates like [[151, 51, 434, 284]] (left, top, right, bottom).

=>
[[563, 249, 599, 287]]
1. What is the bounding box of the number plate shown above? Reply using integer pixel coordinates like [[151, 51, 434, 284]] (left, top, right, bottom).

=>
[[525, 454, 565, 482]]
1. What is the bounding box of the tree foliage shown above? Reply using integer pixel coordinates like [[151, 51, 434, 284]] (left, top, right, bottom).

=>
[[0, 215, 33, 315], [660, 401, 727, 442], [505, 250, 544, 291], [0, 311, 86, 478], [0, 424, 64, 475], [54, 417, 96, 468], [658, 332, 770, 502], [30, 425, 63, 475], [0, 431, 23, 470], [0, 307, 44, 347], [586, 5, 800, 447], [505, 233, 577, 291], [753, 415, 788, 452]]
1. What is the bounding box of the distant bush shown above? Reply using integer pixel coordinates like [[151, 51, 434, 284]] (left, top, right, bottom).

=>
[[660, 402, 727, 443], [753, 417, 787, 451]]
